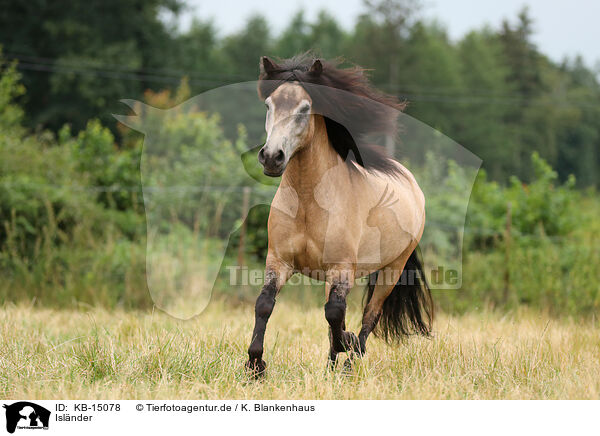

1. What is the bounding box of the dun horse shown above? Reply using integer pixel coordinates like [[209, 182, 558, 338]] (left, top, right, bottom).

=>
[[246, 54, 433, 375]]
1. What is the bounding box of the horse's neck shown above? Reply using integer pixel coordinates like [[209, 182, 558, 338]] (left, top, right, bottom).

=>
[[282, 116, 344, 201]]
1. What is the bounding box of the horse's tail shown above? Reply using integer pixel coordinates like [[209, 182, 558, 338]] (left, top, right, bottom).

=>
[[363, 246, 434, 341]]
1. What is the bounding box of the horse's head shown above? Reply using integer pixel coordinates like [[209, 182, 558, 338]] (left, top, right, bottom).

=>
[[258, 58, 322, 176]]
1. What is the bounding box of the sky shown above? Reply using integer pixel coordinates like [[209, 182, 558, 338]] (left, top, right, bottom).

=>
[[179, 0, 600, 67]]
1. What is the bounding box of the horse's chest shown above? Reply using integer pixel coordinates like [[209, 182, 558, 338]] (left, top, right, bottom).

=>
[[267, 200, 323, 269], [292, 207, 329, 270], [292, 203, 362, 272]]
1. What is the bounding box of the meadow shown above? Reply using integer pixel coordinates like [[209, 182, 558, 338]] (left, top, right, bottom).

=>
[[1, 300, 598, 400]]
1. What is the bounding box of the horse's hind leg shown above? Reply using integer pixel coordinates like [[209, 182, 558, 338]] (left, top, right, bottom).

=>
[[357, 253, 411, 355], [336, 269, 400, 372]]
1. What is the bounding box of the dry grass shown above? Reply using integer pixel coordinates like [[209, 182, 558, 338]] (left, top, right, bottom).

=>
[[0, 300, 598, 399]]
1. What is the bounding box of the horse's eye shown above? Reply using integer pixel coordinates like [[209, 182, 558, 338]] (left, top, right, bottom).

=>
[[298, 105, 310, 115]]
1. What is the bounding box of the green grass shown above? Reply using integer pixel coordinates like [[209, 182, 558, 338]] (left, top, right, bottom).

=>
[[1, 300, 598, 399]]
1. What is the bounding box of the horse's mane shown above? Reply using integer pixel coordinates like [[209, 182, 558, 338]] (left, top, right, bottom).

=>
[[257, 53, 406, 176]]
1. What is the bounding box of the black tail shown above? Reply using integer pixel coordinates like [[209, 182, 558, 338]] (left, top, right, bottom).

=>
[[363, 247, 434, 341]]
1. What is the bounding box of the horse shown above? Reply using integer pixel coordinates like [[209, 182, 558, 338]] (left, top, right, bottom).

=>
[[245, 54, 433, 376]]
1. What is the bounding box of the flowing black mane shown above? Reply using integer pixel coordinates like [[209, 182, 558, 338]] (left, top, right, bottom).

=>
[[257, 53, 406, 176]]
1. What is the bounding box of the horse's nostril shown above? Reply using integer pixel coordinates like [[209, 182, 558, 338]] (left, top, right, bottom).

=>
[[275, 150, 284, 163], [258, 147, 266, 163]]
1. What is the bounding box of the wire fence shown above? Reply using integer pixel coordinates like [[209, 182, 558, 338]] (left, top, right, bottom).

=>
[[0, 181, 577, 241], [3, 52, 600, 108]]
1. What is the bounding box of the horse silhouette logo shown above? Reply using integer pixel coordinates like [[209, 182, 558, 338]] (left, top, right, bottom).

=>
[[3, 402, 50, 433], [114, 79, 481, 320]]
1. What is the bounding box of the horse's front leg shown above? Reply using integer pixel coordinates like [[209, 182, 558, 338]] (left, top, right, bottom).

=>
[[246, 261, 291, 377], [324, 269, 359, 369]]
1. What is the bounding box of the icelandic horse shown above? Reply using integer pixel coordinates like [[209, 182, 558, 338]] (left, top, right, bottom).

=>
[[246, 54, 433, 376]]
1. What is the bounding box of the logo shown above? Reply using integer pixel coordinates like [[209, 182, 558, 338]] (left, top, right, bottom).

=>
[[114, 81, 481, 319], [2, 402, 50, 433]]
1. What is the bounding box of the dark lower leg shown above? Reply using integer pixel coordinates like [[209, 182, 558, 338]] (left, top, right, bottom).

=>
[[357, 307, 382, 355], [327, 327, 338, 369], [325, 281, 360, 356], [246, 274, 278, 375]]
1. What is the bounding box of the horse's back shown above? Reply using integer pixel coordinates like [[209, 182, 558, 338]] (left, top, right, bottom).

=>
[[352, 161, 425, 270]]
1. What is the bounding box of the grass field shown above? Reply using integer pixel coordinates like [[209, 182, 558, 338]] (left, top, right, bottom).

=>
[[0, 300, 598, 400]]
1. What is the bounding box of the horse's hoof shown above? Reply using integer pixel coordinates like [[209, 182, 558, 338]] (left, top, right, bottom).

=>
[[245, 358, 267, 378], [342, 357, 357, 374]]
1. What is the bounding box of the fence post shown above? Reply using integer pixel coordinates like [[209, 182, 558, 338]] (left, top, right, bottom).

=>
[[237, 187, 251, 268], [503, 201, 512, 304]]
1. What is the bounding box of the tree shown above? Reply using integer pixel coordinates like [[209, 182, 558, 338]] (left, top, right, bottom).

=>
[[0, 0, 183, 132], [454, 29, 513, 179], [273, 10, 348, 60], [496, 7, 548, 179], [221, 15, 271, 81], [173, 19, 226, 93], [350, 0, 421, 89], [400, 21, 464, 135], [307, 11, 348, 59], [274, 11, 311, 58], [499, 8, 543, 99]]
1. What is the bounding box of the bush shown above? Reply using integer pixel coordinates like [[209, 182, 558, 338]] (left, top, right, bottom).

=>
[[436, 153, 595, 316], [467, 152, 579, 246]]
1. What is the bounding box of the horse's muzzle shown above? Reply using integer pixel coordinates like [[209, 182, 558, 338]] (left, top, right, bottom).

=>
[[258, 146, 285, 177]]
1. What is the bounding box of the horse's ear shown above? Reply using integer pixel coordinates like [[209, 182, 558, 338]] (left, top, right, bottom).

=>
[[309, 59, 323, 76], [260, 56, 279, 75]]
